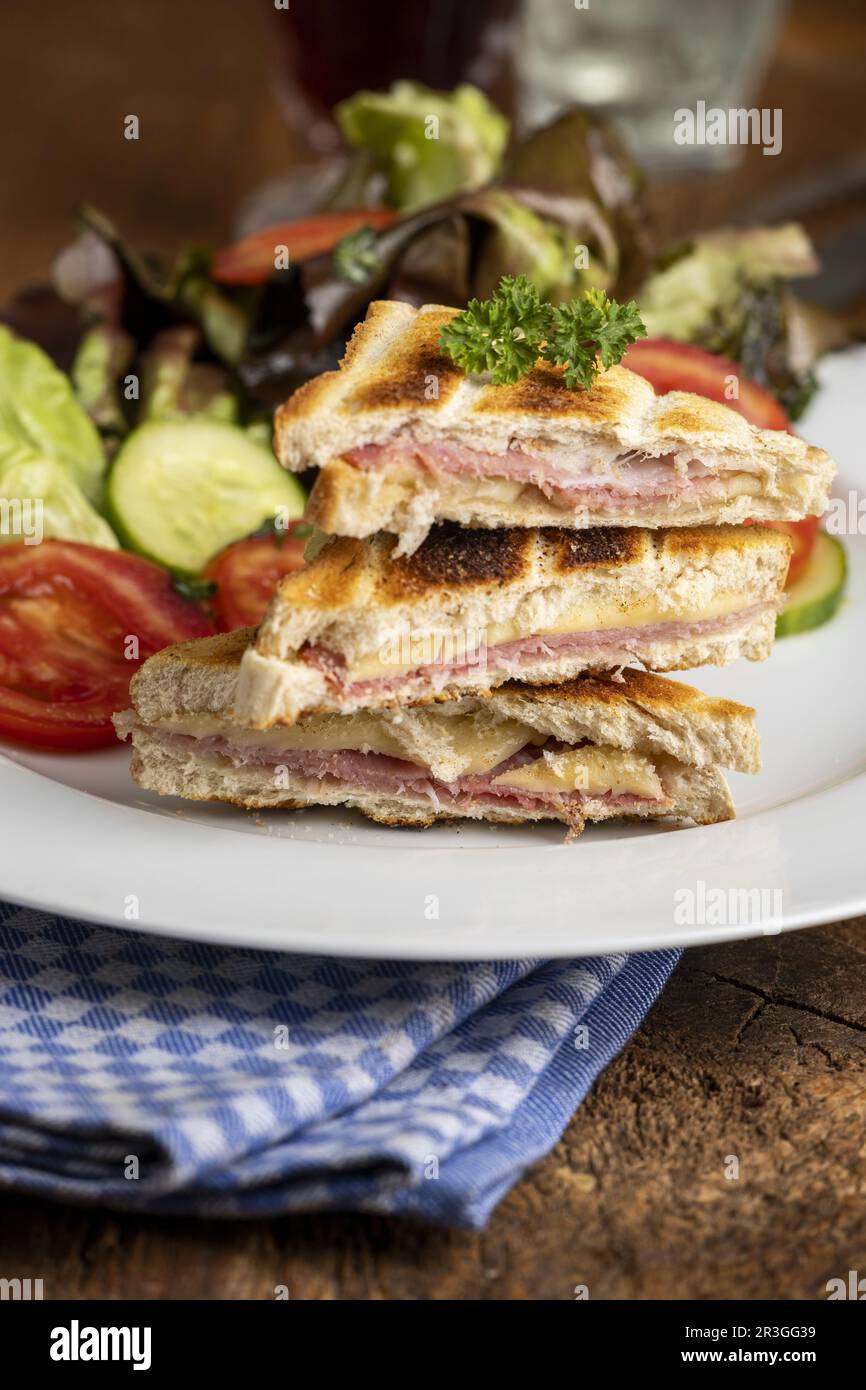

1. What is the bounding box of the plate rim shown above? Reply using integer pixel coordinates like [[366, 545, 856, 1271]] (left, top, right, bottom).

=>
[[2, 747, 865, 959]]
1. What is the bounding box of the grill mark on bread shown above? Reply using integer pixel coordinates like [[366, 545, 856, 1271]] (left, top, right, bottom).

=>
[[259, 522, 792, 632], [552, 527, 643, 572], [272, 537, 368, 611], [348, 307, 463, 411], [471, 362, 652, 422], [350, 346, 462, 409], [385, 523, 532, 595]]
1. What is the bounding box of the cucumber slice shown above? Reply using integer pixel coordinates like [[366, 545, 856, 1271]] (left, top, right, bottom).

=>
[[106, 419, 305, 574], [776, 531, 846, 638]]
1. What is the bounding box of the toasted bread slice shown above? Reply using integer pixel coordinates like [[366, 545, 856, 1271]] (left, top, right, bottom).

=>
[[119, 635, 751, 834], [234, 523, 791, 726], [303, 450, 818, 553], [275, 300, 834, 551], [126, 630, 760, 776], [126, 736, 735, 832]]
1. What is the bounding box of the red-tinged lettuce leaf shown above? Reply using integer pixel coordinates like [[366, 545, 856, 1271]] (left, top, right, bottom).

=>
[[386, 214, 471, 308], [236, 269, 345, 408], [77, 206, 248, 365], [240, 197, 620, 399], [237, 207, 459, 404], [300, 202, 454, 343], [497, 109, 653, 298], [233, 108, 655, 404], [466, 187, 614, 301]]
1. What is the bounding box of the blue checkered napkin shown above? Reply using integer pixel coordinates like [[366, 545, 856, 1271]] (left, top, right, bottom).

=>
[[0, 903, 679, 1228]]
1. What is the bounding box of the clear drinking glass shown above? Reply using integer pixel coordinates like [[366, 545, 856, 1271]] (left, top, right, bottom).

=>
[[518, 0, 787, 172]]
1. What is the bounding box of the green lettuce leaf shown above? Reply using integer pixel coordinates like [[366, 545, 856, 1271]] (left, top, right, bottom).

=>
[[638, 224, 818, 340], [638, 225, 824, 420], [0, 325, 106, 503], [138, 326, 239, 424], [71, 324, 135, 436], [0, 454, 118, 549], [335, 81, 509, 213]]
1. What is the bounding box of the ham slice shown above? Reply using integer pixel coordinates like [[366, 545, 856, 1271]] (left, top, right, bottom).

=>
[[139, 727, 662, 820], [301, 603, 771, 703], [344, 441, 726, 514]]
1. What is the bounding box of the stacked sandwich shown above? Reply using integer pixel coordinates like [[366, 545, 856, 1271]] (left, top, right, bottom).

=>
[[118, 300, 835, 837]]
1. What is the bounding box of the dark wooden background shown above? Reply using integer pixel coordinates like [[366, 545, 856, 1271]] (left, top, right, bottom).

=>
[[1, 0, 866, 1299]]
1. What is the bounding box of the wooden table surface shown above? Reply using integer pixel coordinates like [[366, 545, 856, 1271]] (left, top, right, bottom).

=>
[[2, 0, 866, 1299], [5, 924, 866, 1300]]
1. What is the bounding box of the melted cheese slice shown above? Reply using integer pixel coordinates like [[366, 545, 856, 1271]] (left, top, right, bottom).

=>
[[160, 711, 407, 758], [153, 709, 542, 780], [348, 589, 751, 681], [154, 712, 667, 798], [491, 747, 665, 801]]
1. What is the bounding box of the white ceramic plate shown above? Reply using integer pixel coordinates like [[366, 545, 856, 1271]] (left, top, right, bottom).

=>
[[2, 350, 865, 959]]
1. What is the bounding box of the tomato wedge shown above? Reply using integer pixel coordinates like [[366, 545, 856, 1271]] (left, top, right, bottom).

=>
[[623, 338, 791, 432], [204, 528, 308, 631], [623, 338, 819, 586], [211, 209, 398, 285], [0, 542, 215, 750]]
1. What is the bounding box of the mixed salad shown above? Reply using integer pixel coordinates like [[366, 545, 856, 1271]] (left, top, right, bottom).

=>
[[0, 82, 850, 752]]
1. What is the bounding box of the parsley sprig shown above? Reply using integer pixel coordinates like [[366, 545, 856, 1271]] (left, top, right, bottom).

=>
[[437, 276, 550, 385], [439, 275, 646, 389]]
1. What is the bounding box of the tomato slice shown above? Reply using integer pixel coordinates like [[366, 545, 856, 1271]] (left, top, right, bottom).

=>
[[752, 515, 819, 587], [0, 542, 215, 750], [623, 338, 791, 432], [623, 338, 819, 586], [211, 210, 398, 285], [204, 529, 308, 631]]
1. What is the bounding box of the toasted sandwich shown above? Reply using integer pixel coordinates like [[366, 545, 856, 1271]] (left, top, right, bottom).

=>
[[234, 522, 791, 727], [117, 630, 759, 834], [275, 301, 835, 553]]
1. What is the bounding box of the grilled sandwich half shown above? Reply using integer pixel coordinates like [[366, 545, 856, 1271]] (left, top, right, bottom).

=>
[[116, 629, 760, 835], [233, 522, 792, 727], [275, 300, 835, 554]]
